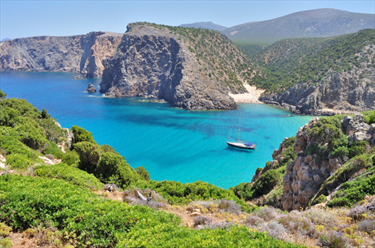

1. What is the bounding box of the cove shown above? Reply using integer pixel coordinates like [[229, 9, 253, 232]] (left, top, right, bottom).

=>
[[0, 71, 313, 189]]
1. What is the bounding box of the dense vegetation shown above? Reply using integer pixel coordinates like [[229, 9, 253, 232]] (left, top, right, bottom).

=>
[[253, 29, 375, 94], [130, 22, 264, 93], [131, 180, 255, 212], [230, 136, 297, 204]]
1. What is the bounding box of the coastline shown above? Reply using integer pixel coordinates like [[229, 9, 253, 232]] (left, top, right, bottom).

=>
[[229, 84, 264, 103]]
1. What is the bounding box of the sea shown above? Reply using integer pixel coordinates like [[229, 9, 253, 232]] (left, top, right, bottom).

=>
[[0, 71, 312, 189]]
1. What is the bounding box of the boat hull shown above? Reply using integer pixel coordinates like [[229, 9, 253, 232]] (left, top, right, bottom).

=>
[[226, 141, 256, 150]]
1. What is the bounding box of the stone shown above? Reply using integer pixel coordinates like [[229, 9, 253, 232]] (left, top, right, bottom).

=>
[[85, 83, 96, 93], [190, 212, 201, 217]]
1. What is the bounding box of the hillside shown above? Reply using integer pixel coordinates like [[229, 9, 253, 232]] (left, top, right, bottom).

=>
[[0, 32, 122, 78], [223, 8, 375, 46], [179, 21, 228, 31], [257, 29, 375, 115], [1, 90, 375, 247], [0, 90, 306, 248], [100, 22, 263, 110]]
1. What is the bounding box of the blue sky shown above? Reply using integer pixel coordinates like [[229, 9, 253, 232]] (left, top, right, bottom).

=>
[[1, 0, 374, 39]]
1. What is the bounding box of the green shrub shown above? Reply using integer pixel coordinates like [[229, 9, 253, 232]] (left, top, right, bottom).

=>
[[71, 126, 95, 148], [0, 98, 41, 119], [97, 152, 140, 187], [0, 237, 12, 248], [132, 180, 253, 212], [327, 172, 375, 207], [0, 89, 6, 99], [252, 170, 281, 196], [61, 150, 80, 166], [74, 142, 100, 174], [5, 154, 34, 170], [0, 135, 40, 164], [348, 141, 369, 158], [136, 166, 150, 181], [0, 107, 20, 126], [43, 141, 63, 159], [34, 164, 103, 190]]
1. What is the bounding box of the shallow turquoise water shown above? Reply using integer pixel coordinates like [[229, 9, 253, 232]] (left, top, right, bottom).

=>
[[0, 71, 312, 188]]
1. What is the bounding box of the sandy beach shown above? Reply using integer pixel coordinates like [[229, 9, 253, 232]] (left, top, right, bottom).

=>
[[229, 84, 264, 103]]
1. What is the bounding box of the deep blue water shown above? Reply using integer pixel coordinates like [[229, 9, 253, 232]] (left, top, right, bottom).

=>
[[0, 71, 312, 189]]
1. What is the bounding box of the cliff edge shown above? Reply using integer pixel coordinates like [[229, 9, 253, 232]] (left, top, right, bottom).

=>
[[99, 23, 259, 110], [0, 31, 122, 78]]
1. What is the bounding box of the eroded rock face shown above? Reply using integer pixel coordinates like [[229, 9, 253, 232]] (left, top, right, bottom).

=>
[[85, 83, 96, 93], [0, 32, 122, 78], [100, 25, 236, 110], [260, 71, 375, 115], [281, 114, 375, 211]]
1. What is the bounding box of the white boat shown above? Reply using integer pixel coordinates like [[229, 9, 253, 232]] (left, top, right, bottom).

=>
[[227, 109, 256, 150]]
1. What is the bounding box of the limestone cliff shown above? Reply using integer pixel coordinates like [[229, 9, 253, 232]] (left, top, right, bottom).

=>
[[0, 32, 122, 78], [100, 23, 255, 110]]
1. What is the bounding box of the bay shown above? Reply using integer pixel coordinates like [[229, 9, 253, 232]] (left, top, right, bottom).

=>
[[0, 71, 312, 189]]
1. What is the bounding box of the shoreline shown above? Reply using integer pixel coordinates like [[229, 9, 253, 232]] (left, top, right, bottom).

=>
[[229, 84, 264, 104]]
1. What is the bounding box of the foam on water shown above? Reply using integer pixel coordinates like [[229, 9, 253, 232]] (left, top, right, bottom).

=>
[[0, 71, 312, 188]]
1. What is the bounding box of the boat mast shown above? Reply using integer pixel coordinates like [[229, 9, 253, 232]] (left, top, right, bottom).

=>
[[237, 110, 241, 142]]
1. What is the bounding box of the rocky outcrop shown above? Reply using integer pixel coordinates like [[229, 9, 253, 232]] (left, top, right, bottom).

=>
[[260, 44, 375, 115], [0, 32, 122, 78], [281, 113, 375, 211], [85, 83, 96, 93], [100, 24, 237, 110]]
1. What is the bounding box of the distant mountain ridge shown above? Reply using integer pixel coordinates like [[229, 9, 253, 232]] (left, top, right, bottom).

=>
[[179, 21, 228, 31], [222, 8, 375, 47]]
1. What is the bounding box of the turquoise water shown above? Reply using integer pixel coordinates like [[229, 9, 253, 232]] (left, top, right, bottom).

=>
[[0, 71, 312, 189]]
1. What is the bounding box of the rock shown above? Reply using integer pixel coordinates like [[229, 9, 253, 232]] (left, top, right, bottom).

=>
[[260, 66, 375, 115], [85, 83, 96, 93], [190, 212, 201, 217], [0, 32, 123, 78], [104, 183, 119, 192], [99, 24, 237, 110], [73, 74, 86, 80], [39, 156, 54, 165]]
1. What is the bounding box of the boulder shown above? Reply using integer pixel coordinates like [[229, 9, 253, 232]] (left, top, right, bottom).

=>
[[85, 83, 96, 93]]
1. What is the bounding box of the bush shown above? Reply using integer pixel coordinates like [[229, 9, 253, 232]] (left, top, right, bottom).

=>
[[253, 207, 281, 222], [193, 216, 213, 227], [6, 153, 34, 170], [34, 164, 104, 190], [347, 206, 368, 221], [71, 126, 95, 148], [74, 142, 100, 174], [131, 180, 254, 212], [349, 141, 369, 158], [0, 222, 12, 237], [304, 209, 339, 227], [261, 221, 287, 240], [328, 172, 375, 207], [0, 237, 12, 248], [43, 141, 63, 159], [244, 216, 263, 227], [136, 166, 150, 181], [252, 170, 281, 197], [357, 220, 375, 234], [61, 150, 80, 166], [0, 135, 40, 163], [318, 231, 348, 248], [97, 152, 140, 187]]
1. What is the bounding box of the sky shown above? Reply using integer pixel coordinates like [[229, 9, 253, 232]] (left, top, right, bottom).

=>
[[1, 0, 374, 39]]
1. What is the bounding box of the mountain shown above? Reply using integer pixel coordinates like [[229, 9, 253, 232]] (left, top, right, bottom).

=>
[[223, 8, 375, 56], [0, 32, 122, 78], [179, 21, 228, 31], [0, 38, 11, 42], [100, 22, 261, 110], [256, 29, 375, 115]]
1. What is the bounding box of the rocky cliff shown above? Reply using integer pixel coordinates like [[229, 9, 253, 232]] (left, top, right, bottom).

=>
[[259, 31, 375, 115], [100, 23, 257, 110], [281, 113, 375, 210], [0, 32, 122, 78]]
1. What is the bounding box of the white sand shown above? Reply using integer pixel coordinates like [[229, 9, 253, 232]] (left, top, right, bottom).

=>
[[229, 84, 264, 103]]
